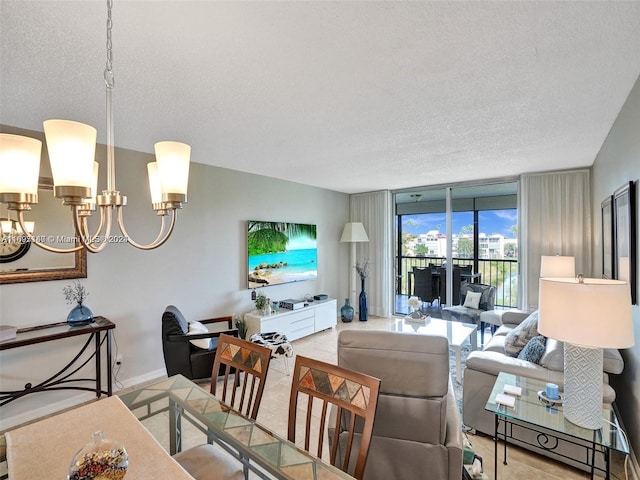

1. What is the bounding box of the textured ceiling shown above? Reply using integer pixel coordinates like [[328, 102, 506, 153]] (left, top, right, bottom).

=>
[[2, 1, 639, 194]]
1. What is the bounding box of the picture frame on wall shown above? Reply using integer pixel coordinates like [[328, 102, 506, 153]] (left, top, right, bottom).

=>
[[613, 181, 637, 305], [601, 195, 614, 279]]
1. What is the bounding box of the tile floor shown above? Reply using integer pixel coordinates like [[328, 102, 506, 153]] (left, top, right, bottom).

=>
[[132, 316, 631, 480]]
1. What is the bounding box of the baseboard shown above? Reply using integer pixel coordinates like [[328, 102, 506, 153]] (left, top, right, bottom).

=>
[[0, 368, 167, 432]]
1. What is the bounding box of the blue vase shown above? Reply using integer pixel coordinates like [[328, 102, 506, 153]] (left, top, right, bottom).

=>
[[67, 303, 93, 326], [340, 298, 354, 323], [359, 278, 368, 321]]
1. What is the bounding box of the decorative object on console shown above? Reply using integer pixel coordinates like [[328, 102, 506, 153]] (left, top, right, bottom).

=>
[[233, 313, 248, 339], [340, 222, 369, 311], [63, 280, 93, 326], [356, 257, 370, 321], [254, 292, 268, 315], [0, 215, 33, 262], [538, 276, 633, 429], [0, 1, 190, 255], [67, 430, 128, 480], [340, 298, 354, 323]]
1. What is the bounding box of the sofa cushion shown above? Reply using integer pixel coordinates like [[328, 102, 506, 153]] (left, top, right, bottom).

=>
[[464, 283, 496, 311], [463, 291, 482, 309], [504, 311, 539, 357], [187, 321, 212, 350], [539, 339, 625, 374], [539, 338, 564, 371], [517, 335, 546, 364]]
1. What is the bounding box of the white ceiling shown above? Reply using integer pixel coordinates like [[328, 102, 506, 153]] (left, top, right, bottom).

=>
[[2, 1, 639, 195]]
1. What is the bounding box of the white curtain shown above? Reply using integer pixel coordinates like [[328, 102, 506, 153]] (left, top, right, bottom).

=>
[[350, 191, 394, 318], [519, 169, 592, 309]]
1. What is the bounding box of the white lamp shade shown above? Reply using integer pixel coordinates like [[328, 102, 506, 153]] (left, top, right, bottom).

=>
[[538, 277, 633, 348], [83, 162, 100, 207], [340, 222, 369, 242], [0, 133, 42, 195], [147, 162, 163, 204], [154, 141, 190, 195], [16, 221, 35, 234], [540, 255, 575, 278], [43, 120, 97, 188], [1, 220, 12, 234]]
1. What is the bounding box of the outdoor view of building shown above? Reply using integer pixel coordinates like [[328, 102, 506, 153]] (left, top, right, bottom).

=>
[[396, 208, 519, 308]]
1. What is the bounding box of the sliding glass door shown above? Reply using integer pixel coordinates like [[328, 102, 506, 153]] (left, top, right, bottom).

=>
[[394, 181, 518, 315]]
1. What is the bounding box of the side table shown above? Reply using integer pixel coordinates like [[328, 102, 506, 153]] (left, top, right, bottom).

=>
[[485, 372, 629, 480]]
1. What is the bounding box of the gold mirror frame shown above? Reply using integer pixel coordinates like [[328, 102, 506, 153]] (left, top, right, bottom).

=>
[[0, 178, 87, 284]]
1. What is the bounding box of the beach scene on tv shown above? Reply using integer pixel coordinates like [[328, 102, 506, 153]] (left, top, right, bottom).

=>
[[247, 221, 318, 288]]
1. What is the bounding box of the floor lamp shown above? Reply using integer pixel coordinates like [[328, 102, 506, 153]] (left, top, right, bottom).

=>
[[538, 277, 633, 429], [340, 222, 369, 309]]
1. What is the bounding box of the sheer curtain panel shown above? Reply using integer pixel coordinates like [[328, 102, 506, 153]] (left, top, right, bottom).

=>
[[520, 170, 592, 309], [350, 191, 394, 318]]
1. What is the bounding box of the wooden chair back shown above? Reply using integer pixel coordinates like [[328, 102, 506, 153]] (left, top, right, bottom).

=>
[[288, 355, 381, 480], [210, 333, 272, 420]]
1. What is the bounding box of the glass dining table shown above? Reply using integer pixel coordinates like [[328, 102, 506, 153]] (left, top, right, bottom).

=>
[[119, 374, 354, 480]]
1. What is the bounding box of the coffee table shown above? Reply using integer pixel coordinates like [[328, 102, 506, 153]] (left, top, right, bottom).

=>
[[388, 316, 477, 382]]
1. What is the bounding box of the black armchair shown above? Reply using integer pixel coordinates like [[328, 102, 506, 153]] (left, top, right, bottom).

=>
[[161, 305, 238, 381]]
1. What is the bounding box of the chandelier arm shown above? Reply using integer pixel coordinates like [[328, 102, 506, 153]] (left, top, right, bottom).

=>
[[116, 207, 177, 250], [16, 211, 84, 253], [72, 206, 111, 253]]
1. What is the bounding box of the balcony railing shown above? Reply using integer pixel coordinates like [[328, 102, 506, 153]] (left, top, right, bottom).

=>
[[396, 255, 518, 308]]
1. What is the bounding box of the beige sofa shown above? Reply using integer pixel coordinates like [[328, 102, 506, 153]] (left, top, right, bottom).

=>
[[335, 330, 463, 480], [462, 309, 624, 470]]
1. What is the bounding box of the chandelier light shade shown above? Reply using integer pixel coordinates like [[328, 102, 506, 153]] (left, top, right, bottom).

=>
[[538, 276, 633, 429], [43, 119, 97, 190], [0, 0, 190, 253], [0, 134, 42, 196], [147, 162, 163, 206], [155, 141, 191, 197]]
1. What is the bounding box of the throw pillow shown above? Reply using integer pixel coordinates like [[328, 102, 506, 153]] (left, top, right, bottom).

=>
[[467, 283, 495, 311], [518, 335, 547, 364], [504, 310, 540, 357], [463, 291, 482, 309], [187, 321, 211, 350]]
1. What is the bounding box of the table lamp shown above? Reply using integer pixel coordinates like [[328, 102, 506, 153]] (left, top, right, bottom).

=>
[[540, 255, 575, 278], [538, 276, 633, 429], [340, 222, 369, 308]]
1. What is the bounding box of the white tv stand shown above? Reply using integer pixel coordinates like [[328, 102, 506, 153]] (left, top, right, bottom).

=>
[[245, 298, 337, 342]]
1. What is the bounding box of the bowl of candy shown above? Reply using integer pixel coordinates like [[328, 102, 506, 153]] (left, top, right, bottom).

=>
[[67, 431, 128, 480]]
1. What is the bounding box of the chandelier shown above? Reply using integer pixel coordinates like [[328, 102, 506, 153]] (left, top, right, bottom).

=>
[[0, 0, 190, 253]]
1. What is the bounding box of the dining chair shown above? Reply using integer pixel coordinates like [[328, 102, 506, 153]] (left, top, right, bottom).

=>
[[412, 267, 437, 307], [288, 354, 381, 480], [173, 334, 273, 480], [439, 267, 462, 306]]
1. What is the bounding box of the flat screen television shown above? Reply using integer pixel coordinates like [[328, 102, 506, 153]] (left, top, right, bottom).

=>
[[247, 220, 317, 288]]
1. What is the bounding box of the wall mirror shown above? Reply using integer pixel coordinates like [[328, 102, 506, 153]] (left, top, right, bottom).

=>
[[0, 178, 87, 284]]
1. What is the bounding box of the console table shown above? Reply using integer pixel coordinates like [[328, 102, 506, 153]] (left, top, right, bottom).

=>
[[245, 298, 337, 341], [0, 316, 114, 406]]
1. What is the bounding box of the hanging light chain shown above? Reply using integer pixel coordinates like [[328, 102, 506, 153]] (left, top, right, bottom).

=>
[[104, 0, 114, 89]]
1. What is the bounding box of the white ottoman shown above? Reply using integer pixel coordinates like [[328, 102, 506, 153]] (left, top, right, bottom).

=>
[[478, 310, 505, 346]]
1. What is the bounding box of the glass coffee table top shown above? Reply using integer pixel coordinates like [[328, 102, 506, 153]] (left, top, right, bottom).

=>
[[388, 316, 476, 348], [486, 372, 629, 455]]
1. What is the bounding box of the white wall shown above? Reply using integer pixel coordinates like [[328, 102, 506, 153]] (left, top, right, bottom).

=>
[[0, 131, 350, 429], [591, 75, 640, 459]]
